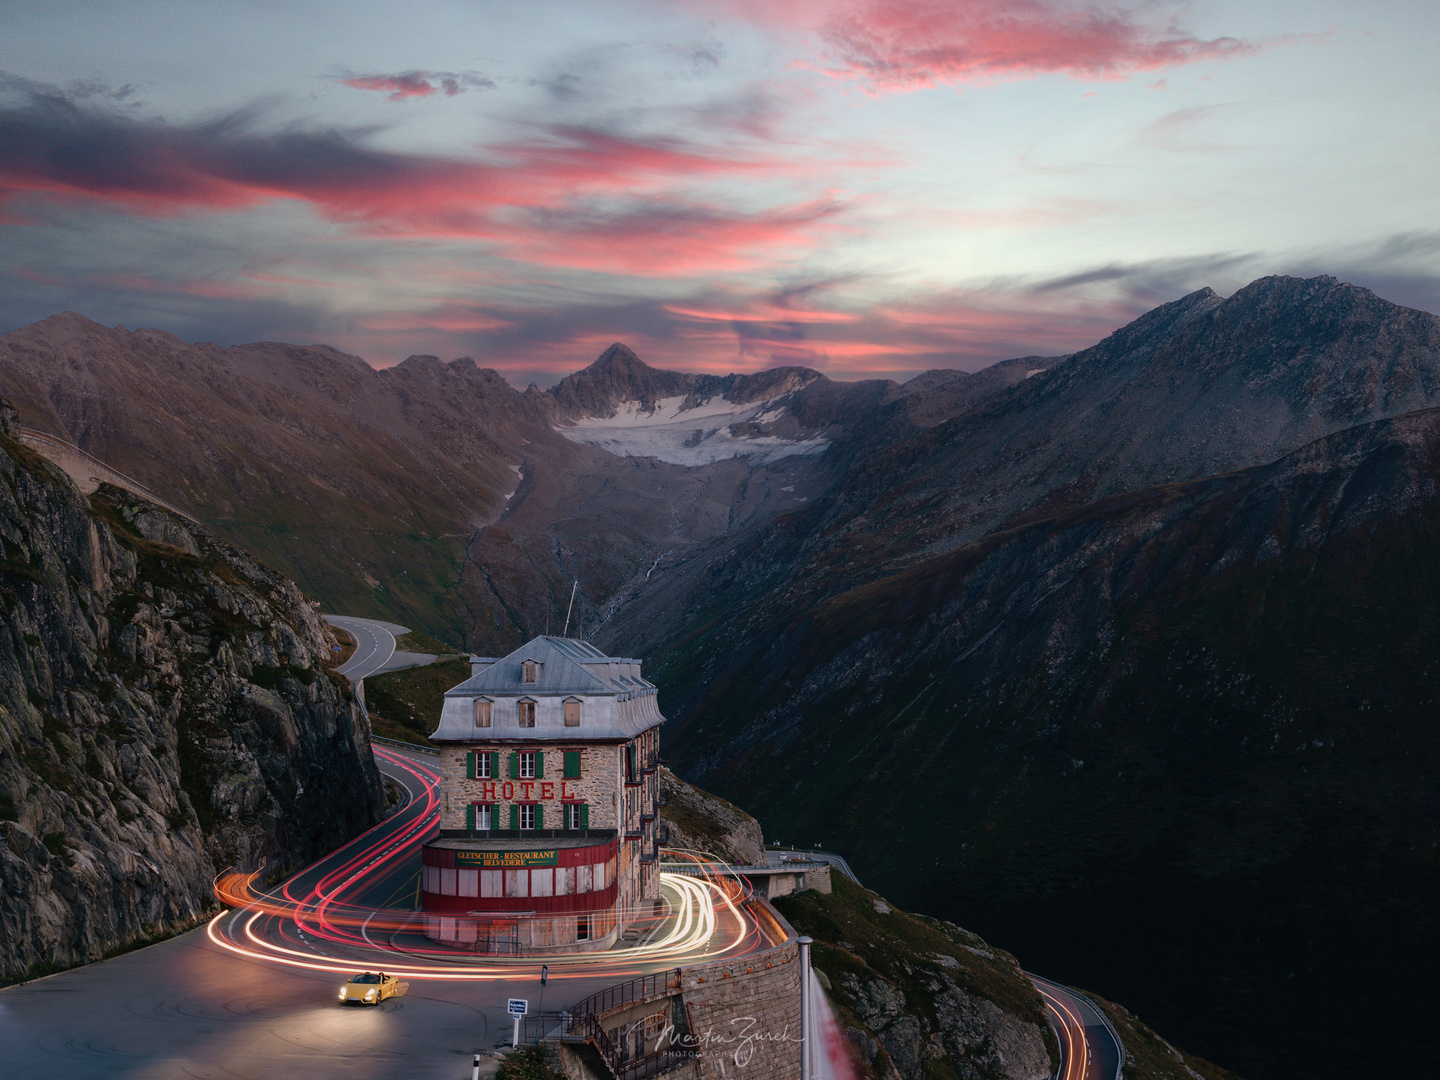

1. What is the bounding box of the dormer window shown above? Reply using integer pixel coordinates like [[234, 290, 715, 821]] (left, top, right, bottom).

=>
[[522, 660, 539, 684], [564, 698, 582, 727], [517, 698, 536, 728], [474, 698, 492, 728]]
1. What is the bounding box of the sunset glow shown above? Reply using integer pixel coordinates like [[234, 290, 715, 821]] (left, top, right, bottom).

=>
[[1, 1, 1434, 382]]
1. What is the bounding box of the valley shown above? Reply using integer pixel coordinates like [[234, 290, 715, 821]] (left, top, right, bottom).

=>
[[3, 274, 1438, 1079]]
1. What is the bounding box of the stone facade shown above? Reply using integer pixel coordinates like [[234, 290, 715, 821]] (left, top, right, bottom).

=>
[[422, 635, 665, 952], [436, 744, 620, 832]]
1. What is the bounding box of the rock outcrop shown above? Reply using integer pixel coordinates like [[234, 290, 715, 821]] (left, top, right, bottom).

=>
[[0, 401, 384, 981], [658, 766, 765, 865], [774, 874, 1055, 1080]]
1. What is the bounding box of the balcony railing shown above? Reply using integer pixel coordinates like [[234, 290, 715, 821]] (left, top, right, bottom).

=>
[[513, 970, 696, 1080], [435, 827, 616, 841]]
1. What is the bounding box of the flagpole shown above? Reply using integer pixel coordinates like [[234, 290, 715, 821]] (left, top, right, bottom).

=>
[[798, 935, 813, 1080]]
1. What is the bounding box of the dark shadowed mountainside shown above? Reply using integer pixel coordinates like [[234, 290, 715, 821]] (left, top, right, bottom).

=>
[[620, 402, 1440, 1080]]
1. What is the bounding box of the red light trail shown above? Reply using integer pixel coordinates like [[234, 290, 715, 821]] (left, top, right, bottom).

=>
[[207, 748, 772, 983]]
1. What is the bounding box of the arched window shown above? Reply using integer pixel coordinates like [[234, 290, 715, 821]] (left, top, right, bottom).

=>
[[517, 699, 536, 727], [474, 699, 492, 727], [522, 660, 539, 684]]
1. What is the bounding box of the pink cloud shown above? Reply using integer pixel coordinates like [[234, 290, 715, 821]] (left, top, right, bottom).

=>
[[341, 70, 494, 100], [0, 96, 851, 277], [703, 0, 1259, 91]]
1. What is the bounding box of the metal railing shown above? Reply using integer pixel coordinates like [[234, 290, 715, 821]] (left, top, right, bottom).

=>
[[435, 827, 616, 841], [511, 971, 693, 1080], [560, 995, 697, 1080], [567, 969, 681, 1021], [370, 733, 440, 756]]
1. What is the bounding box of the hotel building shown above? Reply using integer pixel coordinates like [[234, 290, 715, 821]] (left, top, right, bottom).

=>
[[420, 636, 665, 952]]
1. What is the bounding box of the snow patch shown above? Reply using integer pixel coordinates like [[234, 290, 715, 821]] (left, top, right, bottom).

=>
[[556, 395, 829, 466]]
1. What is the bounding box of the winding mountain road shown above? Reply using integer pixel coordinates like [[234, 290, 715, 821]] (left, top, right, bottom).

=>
[[325, 615, 436, 680], [0, 746, 773, 1080], [1030, 972, 1124, 1080]]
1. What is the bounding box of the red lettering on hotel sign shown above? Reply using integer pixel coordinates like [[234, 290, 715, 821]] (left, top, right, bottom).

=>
[[502, 781, 514, 800], [540, 782, 554, 800]]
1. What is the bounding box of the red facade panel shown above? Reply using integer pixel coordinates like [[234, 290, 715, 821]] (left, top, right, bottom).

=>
[[420, 881, 617, 915], [421, 837, 617, 868]]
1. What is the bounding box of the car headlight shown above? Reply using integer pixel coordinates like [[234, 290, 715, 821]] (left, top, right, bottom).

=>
[[338, 990, 348, 1000], [365, 989, 377, 1000]]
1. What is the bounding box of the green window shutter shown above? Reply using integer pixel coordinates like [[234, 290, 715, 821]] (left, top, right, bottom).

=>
[[564, 751, 580, 778], [466, 752, 475, 779], [509, 804, 519, 831], [534, 804, 544, 830], [466, 804, 475, 831], [489, 751, 499, 779], [508, 752, 519, 779], [579, 803, 589, 830], [535, 752, 544, 779]]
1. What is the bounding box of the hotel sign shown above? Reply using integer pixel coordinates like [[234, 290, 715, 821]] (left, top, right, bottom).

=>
[[455, 849, 559, 867]]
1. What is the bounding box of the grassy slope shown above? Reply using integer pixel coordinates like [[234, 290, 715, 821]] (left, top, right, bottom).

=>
[[363, 658, 470, 745], [393, 629, 463, 655], [774, 874, 1057, 1080], [775, 874, 1240, 1080], [1091, 995, 1244, 1080]]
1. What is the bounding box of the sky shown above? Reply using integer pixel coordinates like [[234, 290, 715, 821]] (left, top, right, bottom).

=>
[[0, 0, 1436, 385]]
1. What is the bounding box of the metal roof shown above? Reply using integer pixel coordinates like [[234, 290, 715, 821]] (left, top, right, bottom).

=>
[[446, 636, 656, 699]]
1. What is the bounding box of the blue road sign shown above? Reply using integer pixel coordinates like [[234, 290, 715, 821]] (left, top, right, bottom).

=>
[[508, 999, 528, 1016]]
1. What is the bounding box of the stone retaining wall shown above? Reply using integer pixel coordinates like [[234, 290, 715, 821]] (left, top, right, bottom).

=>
[[559, 898, 803, 1080]]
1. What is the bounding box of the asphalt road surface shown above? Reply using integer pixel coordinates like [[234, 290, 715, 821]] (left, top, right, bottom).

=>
[[0, 747, 768, 1080], [1029, 972, 1124, 1080], [325, 615, 436, 680]]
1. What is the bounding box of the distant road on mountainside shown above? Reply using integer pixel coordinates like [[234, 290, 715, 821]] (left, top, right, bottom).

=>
[[326, 615, 435, 680], [1029, 974, 1123, 1080]]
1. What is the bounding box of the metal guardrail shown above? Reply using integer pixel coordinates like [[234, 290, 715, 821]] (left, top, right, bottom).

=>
[[16, 427, 202, 526], [767, 846, 862, 887], [369, 733, 440, 757], [660, 861, 828, 876], [567, 969, 681, 1022]]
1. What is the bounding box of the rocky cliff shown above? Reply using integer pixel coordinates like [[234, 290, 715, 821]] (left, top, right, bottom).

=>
[[0, 402, 384, 981], [657, 766, 765, 865]]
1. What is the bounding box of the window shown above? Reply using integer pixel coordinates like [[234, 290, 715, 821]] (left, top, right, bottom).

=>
[[519, 804, 536, 830], [518, 700, 536, 727], [563, 751, 581, 778], [467, 803, 492, 830], [576, 914, 591, 941], [474, 699, 491, 727], [522, 660, 538, 684], [520, 752, 536, 779], [564, 699, 581, 727], [467, 751, 499, 780], [564, 802, 588, 830]]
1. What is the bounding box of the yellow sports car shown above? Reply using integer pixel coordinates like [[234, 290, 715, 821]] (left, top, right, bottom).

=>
[[338, 971, 408, 1006]]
